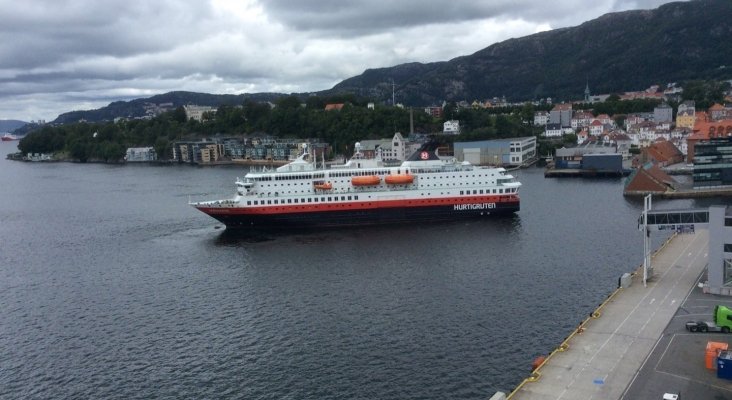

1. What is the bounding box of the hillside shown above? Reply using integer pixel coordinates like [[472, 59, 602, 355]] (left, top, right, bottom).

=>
[[0, 119, 27, 132], [53, 91, 283, 124], [328, 0, 732, 104]]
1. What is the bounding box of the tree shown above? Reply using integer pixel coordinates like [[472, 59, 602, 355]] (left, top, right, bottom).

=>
[[172, 106, 187, 123], [276, 95, 302, 110]]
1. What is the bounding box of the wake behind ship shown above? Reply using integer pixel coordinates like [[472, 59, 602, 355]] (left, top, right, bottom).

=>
[[191, 142, 521, 229]]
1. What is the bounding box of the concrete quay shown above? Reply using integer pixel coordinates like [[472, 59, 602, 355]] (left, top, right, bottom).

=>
[[499, 229, 711, 400]]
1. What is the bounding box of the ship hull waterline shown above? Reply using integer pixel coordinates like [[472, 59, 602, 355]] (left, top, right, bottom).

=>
[[196, 200, 520, 229]]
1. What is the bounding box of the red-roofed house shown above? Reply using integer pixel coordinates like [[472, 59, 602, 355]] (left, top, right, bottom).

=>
[[589, 119, 604, 136], [643, 139, 684, 167], [709, 103, 727, 121], [324, 103, 344, 111], [596, 114, 613, 125]]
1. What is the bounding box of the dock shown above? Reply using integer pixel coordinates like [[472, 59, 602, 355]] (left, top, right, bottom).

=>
[[496, 229, 717, 399], [544, 168, 629, 178]]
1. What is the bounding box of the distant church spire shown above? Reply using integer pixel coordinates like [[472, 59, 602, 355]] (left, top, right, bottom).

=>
[[584, 79, 590, 102]]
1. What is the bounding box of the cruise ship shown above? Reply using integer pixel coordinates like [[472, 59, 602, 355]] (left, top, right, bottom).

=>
[[191, 142, 521, 229]]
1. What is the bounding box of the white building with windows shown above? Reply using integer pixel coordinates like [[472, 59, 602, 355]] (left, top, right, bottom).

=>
[[125, 147, 157, 162], [183, 105, 216, 121], [443, 120, 460, 135], [544, 123, 563, 138], [534, 111, 549, 126], [453, 136, 536, 167]]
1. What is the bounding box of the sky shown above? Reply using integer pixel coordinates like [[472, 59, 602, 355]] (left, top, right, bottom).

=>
[[0, 0, 680, 122]]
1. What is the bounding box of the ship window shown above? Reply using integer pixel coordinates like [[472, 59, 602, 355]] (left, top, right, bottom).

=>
[[247, 201, 251, 205], [308, 198, 312, 203], [341, 196, 345, 201], [314, 197, 318, 202], [473, 190, 477, 194], [328, 197, 332, 201], [355, 196, 359, 200], [288, 199, 292, 204], [254, 201, 258, 205], [321, 197, 325, 201], [480, 190, 483, 194], [348, 196, 352, 200], [267, 200, 272, 204], [499, 189, 503, 193], [274, 200, 278, 204], [460, 191, 464, 195]]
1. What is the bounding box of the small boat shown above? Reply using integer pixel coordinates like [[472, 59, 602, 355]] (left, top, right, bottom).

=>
[[351, 175, 381, 186], [313, 181, 333, 190], [1, 133, 19, 141], [385, 174, 414, 184]]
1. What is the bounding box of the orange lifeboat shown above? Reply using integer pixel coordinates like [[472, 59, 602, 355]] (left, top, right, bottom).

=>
[[313, 181, 332, 190], [385, 174, 414, 184], [351, 175, 381, 186]]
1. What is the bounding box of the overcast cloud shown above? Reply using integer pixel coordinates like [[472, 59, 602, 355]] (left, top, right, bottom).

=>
[[0, 0, 678, 122]]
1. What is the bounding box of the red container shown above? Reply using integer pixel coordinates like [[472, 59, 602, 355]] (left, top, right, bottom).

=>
[[706, 341, 728, 370]]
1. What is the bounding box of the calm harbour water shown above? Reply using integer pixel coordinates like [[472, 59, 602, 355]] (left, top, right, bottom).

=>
[[0, 141, 716, 399]]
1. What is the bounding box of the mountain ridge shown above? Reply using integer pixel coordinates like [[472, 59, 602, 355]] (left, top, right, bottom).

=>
[[329, 0, 732, 104], [53, 0, 732, 123]]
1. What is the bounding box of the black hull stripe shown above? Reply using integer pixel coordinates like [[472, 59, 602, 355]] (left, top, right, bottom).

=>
[[203, 202, 520, 229]]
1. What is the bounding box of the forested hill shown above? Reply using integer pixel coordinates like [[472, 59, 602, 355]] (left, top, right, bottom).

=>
[[327, 0, 732, 104], [53, 91, 282, 124]]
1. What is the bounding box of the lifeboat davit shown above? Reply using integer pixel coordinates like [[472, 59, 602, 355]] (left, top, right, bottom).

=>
[[385, 174, 414, 184], [351, 175, 381, 186], [313, 181, 332, 190]]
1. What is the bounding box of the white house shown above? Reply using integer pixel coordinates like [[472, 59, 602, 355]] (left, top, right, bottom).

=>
[[571, 111, 593, 129], [589, 120, 604, 136], [443, 120, 460, 135], [543, 123, 563, 137], [534, 111, 549, 126]]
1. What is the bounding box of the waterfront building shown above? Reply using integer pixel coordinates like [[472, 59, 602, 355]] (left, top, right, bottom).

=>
[[125, 147, 157, 162], [623, 163, 676, 195], [692, 136, 732, 188], [199, 144, 225, 164], [687, 116, 732, 163], [554, 141, 617, 169], [706, 206, 732, 295], [453, 136, 536, 167]]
